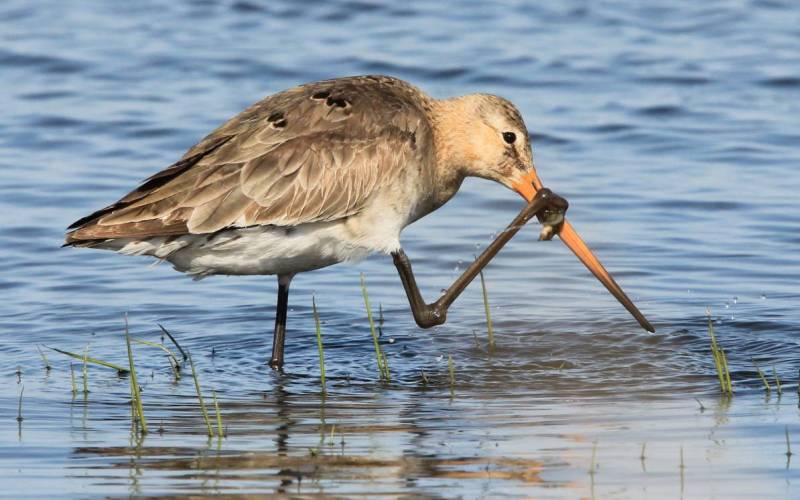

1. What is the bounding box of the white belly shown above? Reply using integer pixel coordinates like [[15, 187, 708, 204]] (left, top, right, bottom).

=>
[[108, 205, 406, 279]]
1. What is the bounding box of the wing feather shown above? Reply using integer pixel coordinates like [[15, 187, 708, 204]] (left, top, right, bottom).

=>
[[65, 75, 433, 243]]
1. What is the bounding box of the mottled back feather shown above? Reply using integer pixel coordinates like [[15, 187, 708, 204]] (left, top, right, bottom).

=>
[[65, 75, 433, 244]]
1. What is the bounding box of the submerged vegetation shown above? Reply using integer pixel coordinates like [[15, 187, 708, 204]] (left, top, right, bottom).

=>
[[706, 310, 733, 395], [26, 291, 796, 460]]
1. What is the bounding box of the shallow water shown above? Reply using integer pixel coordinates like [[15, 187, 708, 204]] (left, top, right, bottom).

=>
[[1, 0, 799, 497]]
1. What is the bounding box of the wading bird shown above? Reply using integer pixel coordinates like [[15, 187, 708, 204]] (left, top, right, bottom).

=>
[[65, 75, 654, 369]]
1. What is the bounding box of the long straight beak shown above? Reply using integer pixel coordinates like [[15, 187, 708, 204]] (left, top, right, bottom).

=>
[[558, 220, 654, 332], [513, 171, 655, 332]]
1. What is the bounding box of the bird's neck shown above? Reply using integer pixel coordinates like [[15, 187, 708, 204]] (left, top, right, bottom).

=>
[[427, 96, 483, 205]]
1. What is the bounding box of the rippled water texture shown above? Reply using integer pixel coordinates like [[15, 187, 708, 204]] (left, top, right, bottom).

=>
[[1, 0, 799, 497]]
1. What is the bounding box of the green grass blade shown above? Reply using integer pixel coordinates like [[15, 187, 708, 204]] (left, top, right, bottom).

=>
[[36, 345, 51, 371], [361, 274, 388, 381], [479, 269, 494, 350], [157, 323, 188, 361], [773, 365, 782, 395], [45, 345, 129, 374], [312, 296, 327, 394], [69, 363, 77, 394], [125, 315, 147, 434], [706, 313, 732, 394], [752, 359, 771, 394], [131, 337, 181, 368], [212, 390, 224, 438], [82, 345, 89, 394], [188, 352, 214, 437], [17, 385, 24, 423], [719, 347, 733, 394]]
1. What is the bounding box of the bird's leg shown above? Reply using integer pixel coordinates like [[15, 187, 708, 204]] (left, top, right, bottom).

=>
[[392, 188, 567, 329], [269, 273, 294, 369]]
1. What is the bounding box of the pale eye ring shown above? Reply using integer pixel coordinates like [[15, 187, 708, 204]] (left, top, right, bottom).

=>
[[502, 131, 516, 144]]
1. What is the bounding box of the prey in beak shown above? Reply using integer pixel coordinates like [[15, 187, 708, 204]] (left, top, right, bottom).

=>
[[513, 170, 655, 333]]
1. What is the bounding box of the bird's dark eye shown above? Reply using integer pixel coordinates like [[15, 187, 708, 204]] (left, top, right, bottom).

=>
[[502, 131, 516, 144]]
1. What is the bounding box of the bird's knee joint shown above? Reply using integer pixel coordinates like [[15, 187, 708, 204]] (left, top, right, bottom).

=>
[[415, 305, 447, 329]]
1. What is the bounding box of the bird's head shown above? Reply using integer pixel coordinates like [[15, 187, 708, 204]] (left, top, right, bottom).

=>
[[432, 93, 654, 333], [436, 94, 543, 200]]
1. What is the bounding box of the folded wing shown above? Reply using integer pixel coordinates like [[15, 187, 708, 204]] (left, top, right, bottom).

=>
[[66, 76, 431, 243]]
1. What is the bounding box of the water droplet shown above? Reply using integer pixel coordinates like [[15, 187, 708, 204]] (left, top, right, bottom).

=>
[[715, 319, 722, 325], [760, 294, 766, 300], [730, 315, 735, 320], [457, 260, 463, 266], [733, 296, 738, 304], [724, 302, 729, 309], [388, 338, 395, 344]]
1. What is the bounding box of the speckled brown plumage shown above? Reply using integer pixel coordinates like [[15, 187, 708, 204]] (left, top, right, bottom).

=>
[[66, 75, 435, 243]]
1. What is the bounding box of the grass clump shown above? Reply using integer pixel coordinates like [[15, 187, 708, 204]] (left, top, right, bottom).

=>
[[124, 315, 147, 434], [360, 274, 390, 382], [312, 296, 327, 394], [706, 310, 732, 395]]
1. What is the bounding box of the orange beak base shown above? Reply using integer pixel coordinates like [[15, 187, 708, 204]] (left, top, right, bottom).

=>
[[513, 172, 655, 333]]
